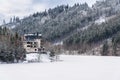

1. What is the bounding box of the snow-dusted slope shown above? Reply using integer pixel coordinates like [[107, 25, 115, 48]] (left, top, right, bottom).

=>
[[95, 17, 106, 24], [0, 55, 120, 80]]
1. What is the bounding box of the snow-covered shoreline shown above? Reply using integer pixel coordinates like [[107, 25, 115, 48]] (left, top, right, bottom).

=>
[[0, 55, 120, 80]]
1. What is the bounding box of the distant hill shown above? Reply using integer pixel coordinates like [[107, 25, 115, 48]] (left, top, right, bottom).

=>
[[2, 0, 120, 55]]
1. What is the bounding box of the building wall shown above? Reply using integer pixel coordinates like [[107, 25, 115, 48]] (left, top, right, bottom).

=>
[[23, 39, 42, 53]]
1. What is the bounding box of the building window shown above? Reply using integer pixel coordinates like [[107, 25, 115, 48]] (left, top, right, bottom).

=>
[[27, 45, 31, 47], [34, 45, 37, 48], [35, 49, 37, 51], [34, 42, 37, 44], [27, 42, 32, 44]]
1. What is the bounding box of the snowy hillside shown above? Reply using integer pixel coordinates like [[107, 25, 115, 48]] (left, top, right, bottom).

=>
[[0, 55, 120, 80]]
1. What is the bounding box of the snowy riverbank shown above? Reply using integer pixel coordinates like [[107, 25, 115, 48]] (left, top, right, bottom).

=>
[[0, 55, 120, 80]]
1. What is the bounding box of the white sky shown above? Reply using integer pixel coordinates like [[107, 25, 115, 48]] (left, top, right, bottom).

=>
[[0, 0, 97, 25]]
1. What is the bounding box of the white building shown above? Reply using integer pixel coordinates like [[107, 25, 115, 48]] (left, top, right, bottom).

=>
[[23, 33, 43, 53]]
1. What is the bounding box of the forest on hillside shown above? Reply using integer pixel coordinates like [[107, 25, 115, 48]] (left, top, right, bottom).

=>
[[10, 0, 120, 42], [0, 27, 26, 63]]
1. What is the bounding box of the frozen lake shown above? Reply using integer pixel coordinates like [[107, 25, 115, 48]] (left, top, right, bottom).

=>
[[0, 55, 120, 80]]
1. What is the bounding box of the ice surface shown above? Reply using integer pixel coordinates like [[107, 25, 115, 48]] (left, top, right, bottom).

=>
[[0, 55, 120, 80]]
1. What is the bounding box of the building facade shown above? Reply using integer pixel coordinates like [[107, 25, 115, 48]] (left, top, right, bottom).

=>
[[23, 33, 43, 53]]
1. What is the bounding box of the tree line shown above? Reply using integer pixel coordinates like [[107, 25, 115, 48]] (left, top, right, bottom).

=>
[[0, 27, 26, 63]]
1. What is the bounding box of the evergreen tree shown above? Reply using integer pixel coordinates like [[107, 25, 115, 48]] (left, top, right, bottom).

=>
[[10, 18, 13, 23], [3, 20, 6, 25], [0, 28, 26, 63], [101, 40, 109, 56]]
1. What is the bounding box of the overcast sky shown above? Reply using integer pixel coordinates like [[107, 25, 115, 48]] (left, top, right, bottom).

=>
[[0, 0, 97, 24]]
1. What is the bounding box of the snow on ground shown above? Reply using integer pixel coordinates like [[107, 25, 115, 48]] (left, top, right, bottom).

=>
[[0, 55, 120, 80], [95, 15, 116, 25], [26, 53, 51, 62], [80, 25, 90, 31], [10, 25, 16, 29], [53, 41, 63, 45], [95, 17, 106, 24]]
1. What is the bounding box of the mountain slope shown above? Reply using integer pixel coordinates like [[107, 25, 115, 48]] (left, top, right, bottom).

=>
[[12, 3, 93, 42], [9, 0, 119, 42], [1, 0, 120, 55]]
